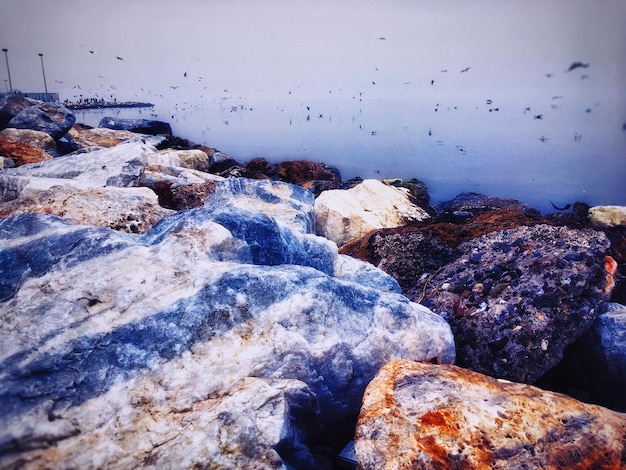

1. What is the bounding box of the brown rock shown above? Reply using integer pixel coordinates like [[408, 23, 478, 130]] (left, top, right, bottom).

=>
[[0, 128, 58, 156], [355, 359, 626, 470], [0, 137, 52, 166], [275, 160, 339, 184], [427, 209, 551, 248], [67, 124, 144, 149]]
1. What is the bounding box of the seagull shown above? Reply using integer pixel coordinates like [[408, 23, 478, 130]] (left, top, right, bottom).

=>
[[566, 61, 589, 72], [170, 85, 180, 89]]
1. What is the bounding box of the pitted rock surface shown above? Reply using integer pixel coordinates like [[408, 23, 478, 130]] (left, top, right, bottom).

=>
[[411, 224, 613, 383], [355, 359, 626, 470]]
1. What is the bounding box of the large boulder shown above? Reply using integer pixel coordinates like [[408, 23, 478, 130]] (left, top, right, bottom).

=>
[[7, 102, 76, 141], [416, 224, 613, 383], [355, 359, 626, 469], [314, 179, 432, 246], [0, 141, 155, 197], [0, 128, 58, 156], [99, 116, 172, 136], [67, 123, 152, 149], [0, 94, 38, 129], [0, 180, 455, 468], [0, 136, 52, 166], [589, 205, 626, 228]]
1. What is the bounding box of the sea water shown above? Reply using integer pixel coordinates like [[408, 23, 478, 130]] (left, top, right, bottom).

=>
[[73, 88, 626, 215]]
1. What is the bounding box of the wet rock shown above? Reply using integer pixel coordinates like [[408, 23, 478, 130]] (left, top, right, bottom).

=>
[[339, 225, 457, 290], [433, 192, 541, 218], [0, 128, 58, 157], [0, 203, 454, 467], [7, 102, 76, 141], [0, 185, 173, 233], [98, 116, 172, 135], [589, 205, 626, 228], [314, 179, 432, 246], [0, 136, 53, 166], [355, 359, 626, 469], [414, 224, 613, 383]]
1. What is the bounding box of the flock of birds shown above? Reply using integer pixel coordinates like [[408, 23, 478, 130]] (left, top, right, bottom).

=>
[[64, 41, 623, 162]]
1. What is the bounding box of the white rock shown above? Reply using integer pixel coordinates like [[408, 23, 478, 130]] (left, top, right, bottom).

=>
[[150, 148, 210, 172], [0, 184, 173, 233], [589, 205, 626, 227], [0, 205, 454, 467], [314, 179, 431, 246]]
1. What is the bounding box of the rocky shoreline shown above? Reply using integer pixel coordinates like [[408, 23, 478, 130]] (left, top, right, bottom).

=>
[[1, 94, 625, 468]]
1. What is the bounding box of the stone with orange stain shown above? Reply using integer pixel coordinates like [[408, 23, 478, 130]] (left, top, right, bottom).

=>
[[355, 359, 626, 470], [67, 123, 150, 149], [0, 136, 52, 166]]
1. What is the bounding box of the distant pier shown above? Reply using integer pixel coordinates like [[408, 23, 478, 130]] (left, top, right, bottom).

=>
[[64, 100, 154, 110]]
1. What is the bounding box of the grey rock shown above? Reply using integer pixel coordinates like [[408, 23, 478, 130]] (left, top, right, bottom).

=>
[[417, 224, 612, 383], [433, 192, 541, 218], [99, 116, 172, 135], [7, 102, 76, 141]]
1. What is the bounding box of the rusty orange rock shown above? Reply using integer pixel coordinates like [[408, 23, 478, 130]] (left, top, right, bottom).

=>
[[0, 136, 52, 166], [355, 359, 626, 469]]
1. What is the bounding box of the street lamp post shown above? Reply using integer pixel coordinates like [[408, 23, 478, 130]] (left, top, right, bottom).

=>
[[38, 53, 48, 94], [2, 48, 12, 92]]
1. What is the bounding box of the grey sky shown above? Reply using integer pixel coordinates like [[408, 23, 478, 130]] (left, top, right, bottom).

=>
[[1, 0, 625, 103]]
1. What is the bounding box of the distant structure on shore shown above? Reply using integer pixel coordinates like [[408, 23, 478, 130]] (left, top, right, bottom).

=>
[[63, 98, 153, 110], [0, 91, 59, 103]]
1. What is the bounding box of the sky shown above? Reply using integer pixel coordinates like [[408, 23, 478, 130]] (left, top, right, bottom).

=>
[[1, 0, 625, 211], [2, 0, 624, 101]]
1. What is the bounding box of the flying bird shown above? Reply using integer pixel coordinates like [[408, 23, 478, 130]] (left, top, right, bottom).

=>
[[116, 56, 124, 61], [566, 61, 589, 72], [183, 72, 188, 77], [550, 201, 571, 211], [460, 67, 471, 73], [534, 114, 543, 120]]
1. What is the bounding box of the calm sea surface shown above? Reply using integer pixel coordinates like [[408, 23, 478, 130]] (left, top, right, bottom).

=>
[[73, 92, 626, 215]]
